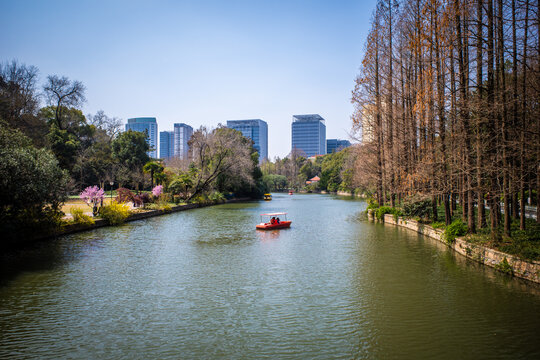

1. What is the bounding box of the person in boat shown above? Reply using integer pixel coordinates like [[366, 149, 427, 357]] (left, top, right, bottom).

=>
[[270, 217, 276, 225], [276, 217, 280, 224]]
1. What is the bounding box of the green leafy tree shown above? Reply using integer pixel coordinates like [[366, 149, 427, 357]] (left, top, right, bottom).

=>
[[112, 130, 150, 168], [0, 120, 69, 243], [111, 130, 150, 190], [143, 161, 164, 189]]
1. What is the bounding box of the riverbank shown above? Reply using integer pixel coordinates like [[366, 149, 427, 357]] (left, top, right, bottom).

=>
[[3, 198, 252, 251], [368, 210, 540, 284]]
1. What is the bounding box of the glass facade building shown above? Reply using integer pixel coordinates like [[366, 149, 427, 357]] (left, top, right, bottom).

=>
[[327, 139, 351, 154], [159, 131, 174, 159], [173, 123, 193, 160], [226, 119, 268, 163], [291, 114, 326, 157], [126, 117, 158, 158]]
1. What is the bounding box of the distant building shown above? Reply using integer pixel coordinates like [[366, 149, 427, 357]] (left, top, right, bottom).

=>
[[306, 175, 320, 185], [226, 119, 268, 162], [173, 123, 193, 160], [159, 131, 174, 159], [291, 114, 326, 157], [126, 117, 158, 158], [327, 139, 351, 154], [360, 104, 376, 144]]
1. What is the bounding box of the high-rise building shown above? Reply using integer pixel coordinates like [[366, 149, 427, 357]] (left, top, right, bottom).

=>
[[159, 131, 174, 159], [126, 117, 158, 158], [327, 139, 351, 154], [173, 123, 193, 160], [291, 114, 326, 157], [226, 119, 268, 162], [360, 104, 376, 144]]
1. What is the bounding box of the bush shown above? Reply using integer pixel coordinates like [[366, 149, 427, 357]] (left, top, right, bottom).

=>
[[115, 187, 135, 203], [99, 201, 131, 225], [191, 193, 210, 205], [375, 206, 402, 221], [402, 197, 432, 219], [430, 221, 446, 229], [70, 207, 95, 226], [494, 257, 513, 275], [366, 197, 379, 211], [443, 219, 468, 244], [209, 191, 226, 203]]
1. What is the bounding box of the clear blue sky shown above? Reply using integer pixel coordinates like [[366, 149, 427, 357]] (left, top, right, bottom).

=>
[[1, 0, 376, 159]]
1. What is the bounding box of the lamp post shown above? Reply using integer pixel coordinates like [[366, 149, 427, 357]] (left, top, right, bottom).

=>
[[110, 181, 114, 203]]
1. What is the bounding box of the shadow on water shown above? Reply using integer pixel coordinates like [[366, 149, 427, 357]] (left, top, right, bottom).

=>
[[0, 226, 132, 288]]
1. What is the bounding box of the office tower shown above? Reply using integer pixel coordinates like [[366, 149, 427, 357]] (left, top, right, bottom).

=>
[[126, 117, 158, 158], [173, 123, 193, 160], [327, 139, 351, 154], [291, 114, 326, 157], [226, 119, 268, 163], [159, 131, 174, 159]]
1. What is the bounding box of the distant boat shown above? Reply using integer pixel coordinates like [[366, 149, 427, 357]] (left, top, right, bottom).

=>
[[256, 212, 292, 230], [288, 190, 293, 195], [263, 193, 272, 201]]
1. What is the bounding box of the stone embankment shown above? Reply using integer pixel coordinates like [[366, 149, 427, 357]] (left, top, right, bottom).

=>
[[368, 210, 540, 284]]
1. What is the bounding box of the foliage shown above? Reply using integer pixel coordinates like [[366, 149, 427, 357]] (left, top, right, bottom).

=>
[[375, 206, 402, 221], [209, 191, 226, 203], [262, 174, 288, 191], [168, 170, 195, 200], [402, 197, 433, 220], [111, 130, 150, 170], [144, 161, 164, 188], [188, 126, 255, 200], [366, 197, 379, 211], [494, 257, 514, 275], [70, 207, 95, 226], [115, 187, 136, 203], [443, 219, 468, 244], [493, 219, 540, 261], [0, 121, 69, 242], [99, 201, 131, 225], [79, 186, 105, 215], [430, 221, 446, 229]]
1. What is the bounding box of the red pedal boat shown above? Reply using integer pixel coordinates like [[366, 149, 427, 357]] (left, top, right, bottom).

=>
[[256, 212, 292, 230]]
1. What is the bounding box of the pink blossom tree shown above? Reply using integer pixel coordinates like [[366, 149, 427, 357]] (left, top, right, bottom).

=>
[[152, 185, 163, 198], [80, 186, 105, 216]]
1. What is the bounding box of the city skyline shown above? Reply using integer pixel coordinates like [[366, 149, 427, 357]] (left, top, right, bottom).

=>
[[1, 0, 375, 159]]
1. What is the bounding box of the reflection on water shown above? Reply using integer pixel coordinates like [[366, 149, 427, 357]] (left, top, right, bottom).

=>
[[1, 193, 539, 359]]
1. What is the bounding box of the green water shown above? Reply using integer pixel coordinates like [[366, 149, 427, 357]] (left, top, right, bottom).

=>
[[1, 193, 539, 359]]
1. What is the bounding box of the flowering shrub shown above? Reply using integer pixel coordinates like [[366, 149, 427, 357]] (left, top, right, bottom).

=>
[[80, 186, 105, 215], [152, 185, 163, 198], [99, 201, 131, 225], [70, 207, 95, 226]]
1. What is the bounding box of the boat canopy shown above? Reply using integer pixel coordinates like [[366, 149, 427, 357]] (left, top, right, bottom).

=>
[[260, 212, 287, 216]]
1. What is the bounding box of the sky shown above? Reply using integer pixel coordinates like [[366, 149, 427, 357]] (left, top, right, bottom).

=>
[[1, 0, 376, 159]]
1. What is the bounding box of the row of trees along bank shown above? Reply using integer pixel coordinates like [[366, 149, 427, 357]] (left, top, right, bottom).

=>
[[351, 0, 539, 238], [260, 147, 358, 194], [0, 60, 265, 244]]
